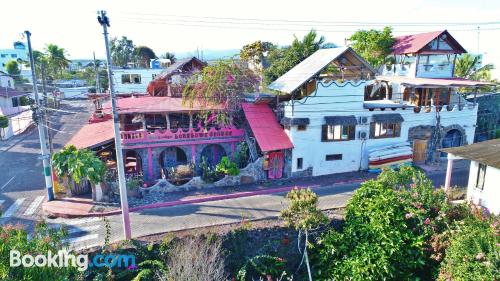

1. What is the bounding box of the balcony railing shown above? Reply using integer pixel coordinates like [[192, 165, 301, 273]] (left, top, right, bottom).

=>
[[121, 126, 245, 144], [381, 63, 453, 78]]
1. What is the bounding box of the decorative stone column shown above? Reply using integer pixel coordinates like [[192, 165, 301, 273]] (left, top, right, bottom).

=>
[[165, 113, 170, 130]]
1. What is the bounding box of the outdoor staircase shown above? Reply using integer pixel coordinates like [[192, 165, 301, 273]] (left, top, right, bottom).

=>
[[244, 131, 259, 162]]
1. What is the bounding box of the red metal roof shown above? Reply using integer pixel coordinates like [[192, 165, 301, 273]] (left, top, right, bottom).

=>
[[102, 96, 224, 114], [242, 103, 293, 152], [392, 30, 466, 55], [377, 76, 496, 87], [67, 120, 114, 149]]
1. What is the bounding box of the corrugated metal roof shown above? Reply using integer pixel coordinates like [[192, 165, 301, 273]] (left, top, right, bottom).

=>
[[268, 47, 375, 94], [67, 120, 114, 149], [324, 115, 358, 125], [392, 30, 466, 55], [441, 138, 500, 169], [242, 103, 293, 152], [372, 113, 404, 123], [102, 96, 223, 114]]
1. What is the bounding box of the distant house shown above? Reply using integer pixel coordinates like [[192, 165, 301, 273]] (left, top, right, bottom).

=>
[[112, 68, 165, 96], [54, 79, 89, 99], [147, 57, 206, 97], [0, 42, 29, 73], [441, 138, 500, 215], [0, 72, 33, 139]]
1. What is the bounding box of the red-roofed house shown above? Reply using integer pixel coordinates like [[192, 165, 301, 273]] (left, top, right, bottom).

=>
[[70, 95, 246, 182]]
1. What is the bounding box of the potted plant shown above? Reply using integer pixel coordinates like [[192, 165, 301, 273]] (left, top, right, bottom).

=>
[[126, 176, 143, 198]]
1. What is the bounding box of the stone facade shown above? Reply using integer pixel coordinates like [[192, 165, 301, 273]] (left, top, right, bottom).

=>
[[143, 157, 266, 193]]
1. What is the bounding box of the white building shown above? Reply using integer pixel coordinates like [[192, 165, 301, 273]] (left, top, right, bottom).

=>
[[0, 42, 29, 73], [268, 31, 494, 177], [442, 139, 500, 215], [54, 79, 89, 99], [112, 68, 165, 95], [0, 71, 32, 140]]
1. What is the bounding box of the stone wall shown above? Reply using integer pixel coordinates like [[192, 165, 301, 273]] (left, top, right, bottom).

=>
[[143, 157, 266, 193]]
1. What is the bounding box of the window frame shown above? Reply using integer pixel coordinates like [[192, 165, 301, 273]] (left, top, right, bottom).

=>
[[325, 154, 342, 161], [297, 124, 307, 131], [121, 74, 142, 84], [321, 124, 355, 142], [296, 157, 303, 170], [370, 121, 401, 139], [475, 163, 487, 190]]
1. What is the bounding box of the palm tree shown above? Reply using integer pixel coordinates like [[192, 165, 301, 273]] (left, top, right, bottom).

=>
[[44, 44, 71, 78], [454, 54, 494, 81], [161, 52, 176, 63]]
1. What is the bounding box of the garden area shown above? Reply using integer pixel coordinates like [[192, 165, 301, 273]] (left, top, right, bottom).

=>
[[2, 166, 498, 280]]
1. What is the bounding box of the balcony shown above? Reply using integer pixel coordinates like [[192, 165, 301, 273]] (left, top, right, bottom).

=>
[[121, 126, 245, 145]]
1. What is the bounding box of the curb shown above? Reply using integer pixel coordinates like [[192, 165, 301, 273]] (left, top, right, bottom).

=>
[[43, 179, 365, 219]]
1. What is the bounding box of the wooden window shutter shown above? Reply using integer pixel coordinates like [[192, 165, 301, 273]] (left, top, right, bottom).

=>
[[369, 122, 376, 138], [321, 125, 328, 141]]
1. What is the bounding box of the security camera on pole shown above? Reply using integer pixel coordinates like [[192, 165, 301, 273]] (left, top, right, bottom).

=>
[[97, 10, 132, 240], [25, 30, 54, 202]]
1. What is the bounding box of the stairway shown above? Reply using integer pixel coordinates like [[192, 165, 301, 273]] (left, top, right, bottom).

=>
[[245, 131, 259, 162]]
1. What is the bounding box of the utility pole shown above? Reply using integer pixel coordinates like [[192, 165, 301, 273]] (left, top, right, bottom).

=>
[[25, 30, 54, 201], [97, 10, 132, 240], [93, 51, 101, 94], [41, 64, 54, 155]]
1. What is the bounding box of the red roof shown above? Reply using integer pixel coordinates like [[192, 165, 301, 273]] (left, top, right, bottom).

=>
[[103, 96, 224, 114], [392, 30, 466, 55], [67, 120, 114, 149], [242, 103, 293, 152], [377, 76, 496, 87]]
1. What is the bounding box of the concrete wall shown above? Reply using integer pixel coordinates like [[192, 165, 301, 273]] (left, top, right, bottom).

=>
[[467, 161, 500, 215], [112, 68, 164, 94], [283, 80, 478, 176]]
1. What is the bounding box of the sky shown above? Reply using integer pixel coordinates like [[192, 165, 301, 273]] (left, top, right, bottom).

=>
[[2, 0, 500, 78]]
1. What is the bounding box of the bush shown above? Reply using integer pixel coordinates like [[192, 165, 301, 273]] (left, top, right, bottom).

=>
[[166, 235, 227, 281], [314, 167, 449, 280], [438, 209, 500, 281], [0, 222, 77, 280], [216, 156, 240, 176], [200, 157, 223, 183], [237, 255, 287, 281]]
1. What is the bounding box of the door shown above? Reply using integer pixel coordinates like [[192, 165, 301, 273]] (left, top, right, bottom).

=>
[[413, 139, 428, 163], [268, 151, 284, 179]]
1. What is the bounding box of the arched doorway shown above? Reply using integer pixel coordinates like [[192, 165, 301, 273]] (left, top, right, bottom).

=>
[[441, 129, 463, 157], [201, 144, 227, 167], [125, 150, 142, 176], [159, 147, 192, 185]]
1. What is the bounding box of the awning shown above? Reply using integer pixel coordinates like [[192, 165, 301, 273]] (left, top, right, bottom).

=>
[[242, 103, 293, 152], [376, 76, 496, 88], [372, 113, 404, 123], [324, 115, 358, 126], [440, 138, 500, 169], [67, 120, 114, 149], [281, 117, 310, 126]]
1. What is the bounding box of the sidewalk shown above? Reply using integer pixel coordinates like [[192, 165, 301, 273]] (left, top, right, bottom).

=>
[[43, 170, 375, 218]]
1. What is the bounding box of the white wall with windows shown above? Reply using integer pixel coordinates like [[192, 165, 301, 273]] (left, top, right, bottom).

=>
[[283, 80, 478, 176], [0, 42, 29, 73], [112, 68, 164, 94], [466, 161, 500, 215]]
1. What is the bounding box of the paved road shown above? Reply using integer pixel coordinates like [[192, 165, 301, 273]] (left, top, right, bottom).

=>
[[53, 168, 469, 251], [0, 99, 92, 232]]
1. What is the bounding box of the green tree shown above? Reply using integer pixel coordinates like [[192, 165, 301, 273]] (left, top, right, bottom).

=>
[[239, 41, 275, 65], [44, 44, 71, 77], [0, 115, 9, 140], [160, 52, 176, 63], [454, 53, 494, 81], [111, 36, 135, 67], [182, 59, 259, 124], [280, 188, 327, 281], [4, 60, 21, 83], [348, 26, 395, 68], [134, 46, 157, 68], [264, 30, 324, 85]]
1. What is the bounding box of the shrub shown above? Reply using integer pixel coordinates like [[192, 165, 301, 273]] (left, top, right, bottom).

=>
[[0, 222, 77, 280], [314, 167, 449, 280], [216, 156, 240, 176], [200, 157, 223, 183], [438, 209, 500, 281], [237, 255, 287, 281], [166, 235, 227, 281]]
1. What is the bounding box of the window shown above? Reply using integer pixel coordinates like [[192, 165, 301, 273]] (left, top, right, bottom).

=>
[[0, 54, 7, 58], [297, 124, 307, 131], [370, 122, 401, 138], [325, 154, 342, 161], [121, 74, 141, 84], [296, 158, 303, 170], [10, 54, 17, 58], [12, 97, 19, 107], [475, 163, 487, 190], [322, 124, 355, 141]]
